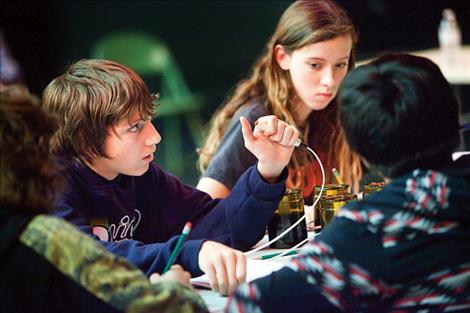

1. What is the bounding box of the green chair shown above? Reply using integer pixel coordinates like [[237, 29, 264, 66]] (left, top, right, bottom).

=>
[[90, 31, 205, 176]]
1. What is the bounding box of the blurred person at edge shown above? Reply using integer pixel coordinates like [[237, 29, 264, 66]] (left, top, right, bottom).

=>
[[0, 85, 208, 313]]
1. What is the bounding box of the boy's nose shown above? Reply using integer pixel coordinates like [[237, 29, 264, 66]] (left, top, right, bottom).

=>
[[145, 122, 161, 146]]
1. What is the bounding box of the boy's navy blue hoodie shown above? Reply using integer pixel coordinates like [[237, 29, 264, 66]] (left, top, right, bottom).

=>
[[55, 161, 287, 276]]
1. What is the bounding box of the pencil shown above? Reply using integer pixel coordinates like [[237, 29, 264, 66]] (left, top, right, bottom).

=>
[[163, 222, 192, 273], [259, 250, 299, 260], [332, 168, 344, 185]]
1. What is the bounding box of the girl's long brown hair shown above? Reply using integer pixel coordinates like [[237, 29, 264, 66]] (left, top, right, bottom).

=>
[[199, 0, 362, 192]]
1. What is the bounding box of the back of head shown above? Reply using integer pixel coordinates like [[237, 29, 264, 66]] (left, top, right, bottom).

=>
[[0, 85, 62, 214], [338, 53, 460, 178], [42, 59, 155, 164]]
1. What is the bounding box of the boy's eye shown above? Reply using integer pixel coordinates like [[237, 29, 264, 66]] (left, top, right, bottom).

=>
[[128, 123, 141, 133]]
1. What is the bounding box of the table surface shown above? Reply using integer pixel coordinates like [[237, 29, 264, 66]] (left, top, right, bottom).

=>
[[358, 45, 470, 85]]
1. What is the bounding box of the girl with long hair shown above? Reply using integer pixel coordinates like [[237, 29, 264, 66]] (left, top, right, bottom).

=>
[[198, 0, 362, 201]]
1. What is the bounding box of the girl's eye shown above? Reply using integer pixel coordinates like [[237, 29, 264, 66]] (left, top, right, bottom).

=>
[[310, 63, 321, 69], [336, 62, 348, 69]]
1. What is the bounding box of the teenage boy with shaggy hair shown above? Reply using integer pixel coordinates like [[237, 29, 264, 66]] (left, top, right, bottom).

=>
[[42, 59, 300, 295]]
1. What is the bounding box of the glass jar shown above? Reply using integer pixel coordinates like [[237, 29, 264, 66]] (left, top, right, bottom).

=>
[[310, 184, 349, 230], [363, 181, 385, 197], [319, 193, 357, 226], [268, 189, 307, 249]]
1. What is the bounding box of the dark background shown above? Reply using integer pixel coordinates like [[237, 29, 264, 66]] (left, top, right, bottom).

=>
[[3, 0, 469, 183]]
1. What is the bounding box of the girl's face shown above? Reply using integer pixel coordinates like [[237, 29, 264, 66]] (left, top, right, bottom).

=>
[[276, 35, 352, 121], [88, 110, 161, 180]]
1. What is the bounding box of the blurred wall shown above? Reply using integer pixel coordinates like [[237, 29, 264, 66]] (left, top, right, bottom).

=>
[[3, 0, 470, 183]]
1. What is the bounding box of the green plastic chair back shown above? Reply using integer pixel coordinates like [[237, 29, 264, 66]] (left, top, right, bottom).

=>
[[90, 31, 203, 117], [91, 32, 170, 74]]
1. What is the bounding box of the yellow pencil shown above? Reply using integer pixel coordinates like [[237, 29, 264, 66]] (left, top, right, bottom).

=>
[[332, 168, 344, 185]]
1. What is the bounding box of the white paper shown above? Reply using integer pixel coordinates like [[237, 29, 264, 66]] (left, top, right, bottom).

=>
[[191, 258, 285, 289]]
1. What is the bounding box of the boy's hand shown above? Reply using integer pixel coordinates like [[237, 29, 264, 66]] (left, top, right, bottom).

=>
[[198, 241, 246, 295], [240, 115, 299, 183], [150, 264, 191, 287]]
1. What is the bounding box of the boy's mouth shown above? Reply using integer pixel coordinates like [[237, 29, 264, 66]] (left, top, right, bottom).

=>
[[143, 148, 156, 161], [143, 153, 154, 161]]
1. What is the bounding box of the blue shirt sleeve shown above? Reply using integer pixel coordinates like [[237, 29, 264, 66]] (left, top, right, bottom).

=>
[[190, 165, 287, 250], [55, 201, 204, 276]]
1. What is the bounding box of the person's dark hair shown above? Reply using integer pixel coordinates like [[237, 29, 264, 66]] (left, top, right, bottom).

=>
[[337, 53, 460, 178], [0, 85, 63, 214]]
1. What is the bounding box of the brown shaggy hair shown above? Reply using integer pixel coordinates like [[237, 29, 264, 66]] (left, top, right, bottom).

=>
[[42, 59, 156, 165], [0, 85, 63, 214]]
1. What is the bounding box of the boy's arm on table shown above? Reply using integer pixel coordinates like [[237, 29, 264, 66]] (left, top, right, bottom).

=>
[[189, 164, 287, 250], [55, 195, 247, 296], [55, 202, 205, 276]]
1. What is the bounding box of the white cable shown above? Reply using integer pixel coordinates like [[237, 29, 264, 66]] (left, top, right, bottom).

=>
[[245, 144, 325, 256]]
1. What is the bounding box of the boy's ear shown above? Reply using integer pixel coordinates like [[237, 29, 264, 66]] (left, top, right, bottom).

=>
[[274, 44, 291, 70]]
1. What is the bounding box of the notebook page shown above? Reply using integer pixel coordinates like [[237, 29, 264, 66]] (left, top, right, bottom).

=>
[[191, 258, 285, 289]]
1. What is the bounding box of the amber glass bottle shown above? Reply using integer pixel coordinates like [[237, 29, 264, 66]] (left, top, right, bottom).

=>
[[268, 189, 307, 248], [319, 194, 357, 226], [311, 184, 349, 230]]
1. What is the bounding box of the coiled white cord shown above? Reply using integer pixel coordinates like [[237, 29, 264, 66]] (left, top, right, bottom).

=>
[[245, 142, 325, 257]]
